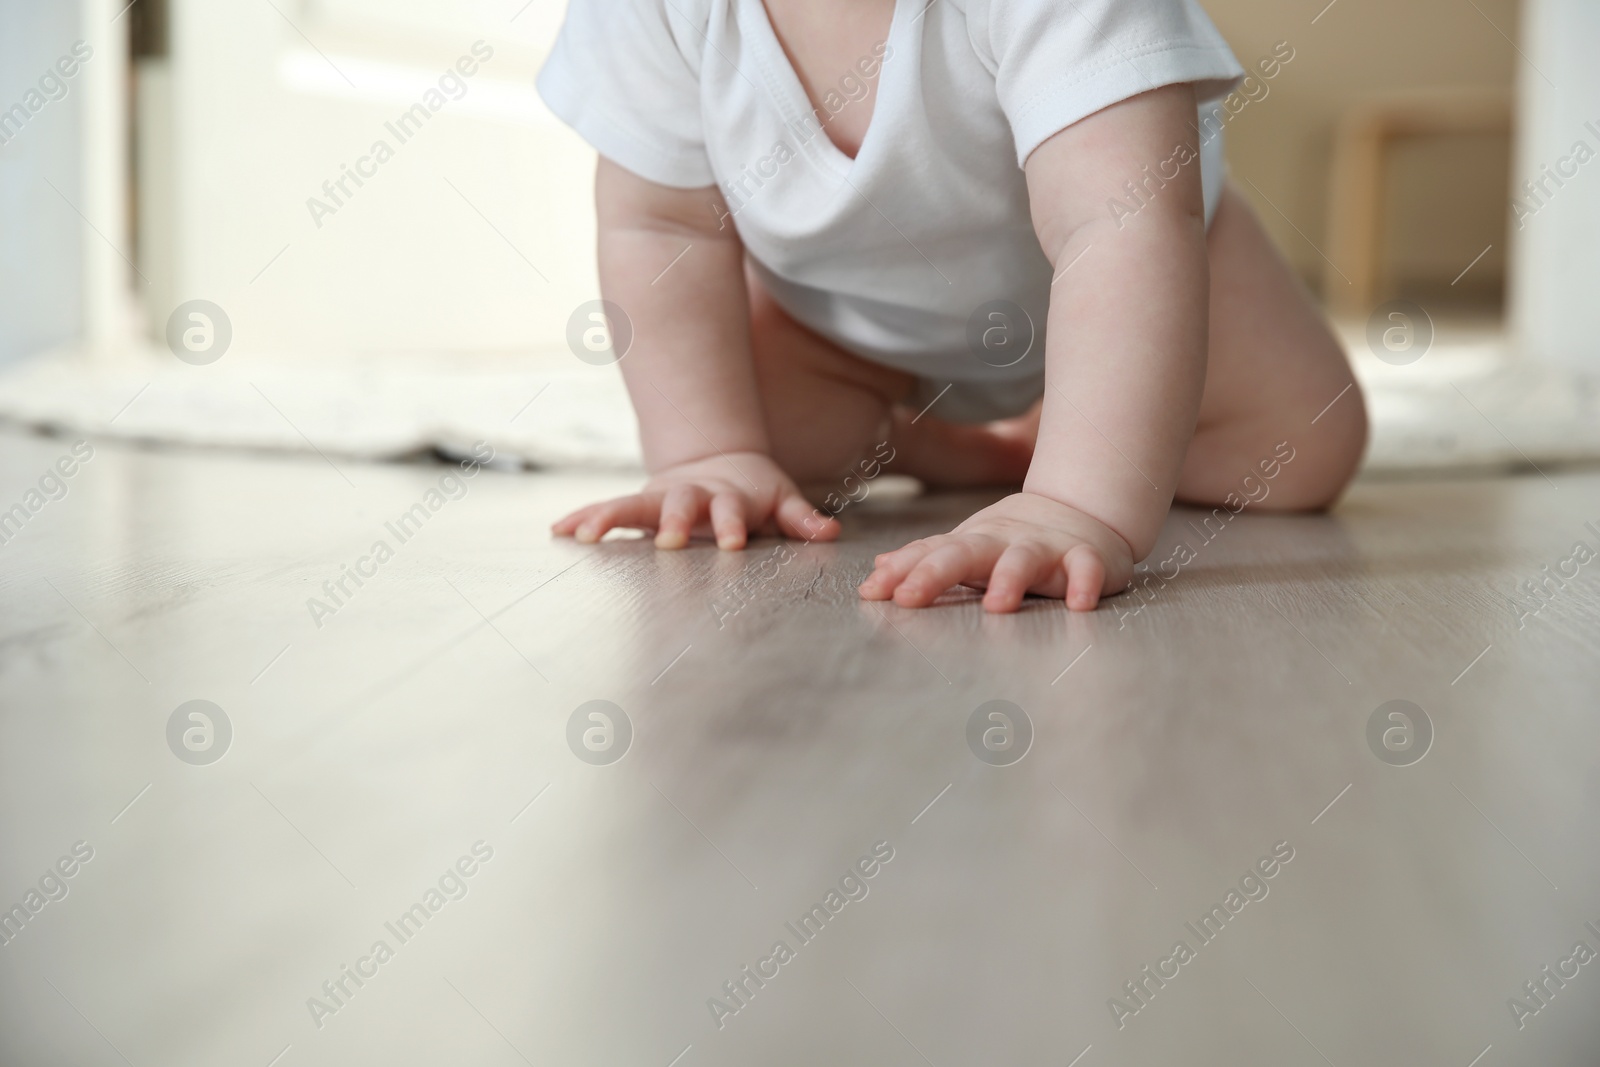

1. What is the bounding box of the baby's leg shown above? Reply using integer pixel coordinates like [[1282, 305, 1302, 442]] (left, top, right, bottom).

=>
[[746, 266, 1032, 489], [1179, 187, 1368, 509]]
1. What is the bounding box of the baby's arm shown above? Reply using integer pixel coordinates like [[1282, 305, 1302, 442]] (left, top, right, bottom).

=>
[[860, 83, 1209, 611], [552, 160, 840, 549]]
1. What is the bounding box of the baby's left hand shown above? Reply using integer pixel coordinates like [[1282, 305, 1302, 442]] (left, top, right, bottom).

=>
[[858, 492, 1134, 613]]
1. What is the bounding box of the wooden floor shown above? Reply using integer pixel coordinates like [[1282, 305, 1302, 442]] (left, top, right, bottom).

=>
[[1, 428, 1598, 1066]]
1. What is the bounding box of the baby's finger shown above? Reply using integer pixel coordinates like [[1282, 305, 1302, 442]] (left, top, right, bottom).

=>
[[709, 492, 749, 550], [858, 539, 938, 600], [874, 539, 926, 566], [894, 541, 988, 608], [1063, 543, 1107, 611], [775, 492, 839, 543], [655, 485, 709, 549], [981, 542, 1053, 614], [551, 502, 601, 536], [572, 495, 659, 543]]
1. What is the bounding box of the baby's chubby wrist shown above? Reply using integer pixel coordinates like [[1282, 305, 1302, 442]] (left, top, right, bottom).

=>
[[630, 397, 770, 477], [1012, 483, 1140, 560], [641, 441, 771, 477], [643, 447, 772, 479]]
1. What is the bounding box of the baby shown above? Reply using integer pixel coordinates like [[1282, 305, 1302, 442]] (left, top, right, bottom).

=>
[[537, 0, 1366, 612]]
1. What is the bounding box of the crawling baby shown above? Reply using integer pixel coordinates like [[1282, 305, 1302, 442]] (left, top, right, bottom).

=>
[[538, 0, 1366, 612]]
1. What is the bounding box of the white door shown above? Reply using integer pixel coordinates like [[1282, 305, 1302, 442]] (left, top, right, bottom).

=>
[[0, 0, 126, 362], [154, 0, 597, 359]]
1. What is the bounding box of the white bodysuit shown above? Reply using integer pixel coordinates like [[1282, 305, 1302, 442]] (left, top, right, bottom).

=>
[[538, 0, 1245, 421]]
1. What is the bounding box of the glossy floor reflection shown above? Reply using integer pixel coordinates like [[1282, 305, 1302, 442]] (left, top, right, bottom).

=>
[[1, 429, 1597, 1066]]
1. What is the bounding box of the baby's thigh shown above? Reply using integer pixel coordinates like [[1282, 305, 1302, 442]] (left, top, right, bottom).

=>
[[1185, 186, 1367, 508], [746, 264, 915, 484]]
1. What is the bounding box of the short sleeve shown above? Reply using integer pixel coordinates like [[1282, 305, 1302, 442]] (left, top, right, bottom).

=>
[[536, 0, 716, 188], [969, 0, 1245, 166]]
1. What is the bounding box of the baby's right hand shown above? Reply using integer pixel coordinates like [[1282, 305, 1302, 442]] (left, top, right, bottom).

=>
[[551, 451, 840, 551]]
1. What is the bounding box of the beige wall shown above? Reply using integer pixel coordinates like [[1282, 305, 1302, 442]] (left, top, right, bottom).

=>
[[1205, 0, 1519, 310]]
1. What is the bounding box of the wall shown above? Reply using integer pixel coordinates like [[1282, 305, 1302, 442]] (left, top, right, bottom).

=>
[[131, 0, 1524, 364], [1508, 0, 1600, 371], [1204, 0, 1520, 310]]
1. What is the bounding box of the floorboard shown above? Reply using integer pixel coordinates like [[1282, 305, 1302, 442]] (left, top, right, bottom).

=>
[[1, 430, 1597, 1065]]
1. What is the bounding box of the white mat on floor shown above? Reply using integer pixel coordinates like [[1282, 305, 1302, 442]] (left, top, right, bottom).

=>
[[1, 334, 1598, 474], [0, 344, 641, 469], [1341, 327, 1600, 474]]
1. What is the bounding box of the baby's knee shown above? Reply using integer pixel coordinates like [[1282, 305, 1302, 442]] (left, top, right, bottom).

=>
[[1267, 381, 1368, 511]]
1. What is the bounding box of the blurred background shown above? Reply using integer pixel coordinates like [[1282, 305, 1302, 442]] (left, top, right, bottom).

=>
[[1, 0, 1597, 472]]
